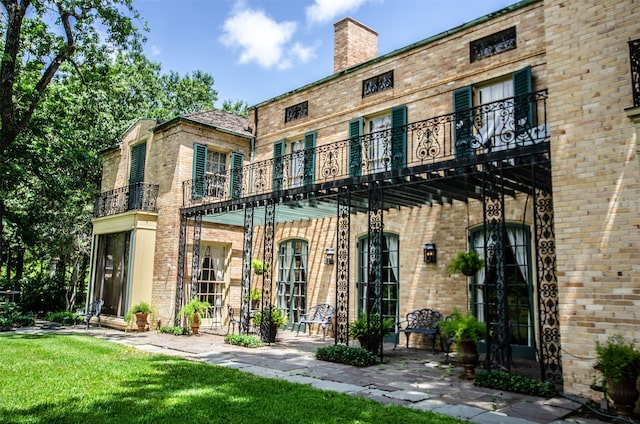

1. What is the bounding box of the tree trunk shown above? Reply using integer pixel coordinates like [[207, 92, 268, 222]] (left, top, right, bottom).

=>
[[0, 199, 4, 275]]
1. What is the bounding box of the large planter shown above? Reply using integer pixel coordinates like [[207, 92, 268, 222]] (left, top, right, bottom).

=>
[[135, 312, 149, 332], [260, 324, 278, 343], [606, 373, 640, 416], [191, 312, 201, 335], [457, 339, 479, 379], [358, 335, 382, 355]]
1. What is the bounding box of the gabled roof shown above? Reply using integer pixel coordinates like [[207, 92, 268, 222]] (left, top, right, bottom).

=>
[[153, 108, 253, 139]]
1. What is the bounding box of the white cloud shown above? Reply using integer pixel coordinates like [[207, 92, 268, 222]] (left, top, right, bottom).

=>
[[306, 0, 371, 25], [150, 45, 161, 56], [220, 3, 316, 70]]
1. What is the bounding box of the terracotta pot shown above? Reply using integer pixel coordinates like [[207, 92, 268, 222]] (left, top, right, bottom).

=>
[[457, 339, 479, 379], [606, 374, 640, 416], [191, 312, 200, 335], [135, 312, 149, 332]]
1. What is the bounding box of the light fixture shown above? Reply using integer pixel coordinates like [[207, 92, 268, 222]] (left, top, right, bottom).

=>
[[423, 243, 437, 263], [324, 248, 335, 265]]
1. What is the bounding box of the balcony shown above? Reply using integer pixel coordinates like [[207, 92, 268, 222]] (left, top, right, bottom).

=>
[[94, 182, 159, 218], [183, 90, 549, 207]]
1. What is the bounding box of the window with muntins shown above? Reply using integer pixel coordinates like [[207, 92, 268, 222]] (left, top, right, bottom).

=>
[[198, 245, 227, 327]]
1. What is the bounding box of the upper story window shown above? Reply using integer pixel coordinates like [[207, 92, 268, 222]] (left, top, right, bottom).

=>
[[192, 143, 243, 200], [367, 113, 392, 173], [272, 132, 316, 191], [348, 106, 407, 177], [129, 142, 147, 185], [453, 67, 541, 158], [207, 151, 227, 175]]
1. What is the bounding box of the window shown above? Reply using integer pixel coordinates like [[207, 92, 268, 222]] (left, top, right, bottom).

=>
[[453, 66, 538, 158], [357, 233, 399, 339], [192, 143, 241, 200], [367, 114, 391, 173], [92, 232, 131, 318], [289, 140, 304, 188], [273, 132, 316, 191], [276, 240, 308, 328], [470, 224, 535, 359], [349, 106, 407, 177], [198, 245, 227, 327]]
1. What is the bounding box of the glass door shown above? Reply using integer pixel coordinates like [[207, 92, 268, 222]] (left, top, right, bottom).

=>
[[276, 240, 308, 329]]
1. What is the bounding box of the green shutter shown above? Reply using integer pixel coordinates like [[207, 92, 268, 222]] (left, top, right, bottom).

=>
[[272, 140, 285, 191], [349, 118, 363, 177], [230, 152, 244, 199], [303, 131, 316, 186], [391, 105, 407, 170], [192, 143, 207, 198], [453, 86, 473, 158], [129, 142, 147, 185], [513, 66, 532, 136]]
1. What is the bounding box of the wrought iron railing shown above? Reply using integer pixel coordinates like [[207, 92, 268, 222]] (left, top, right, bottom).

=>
[[94, 182, 159, 218], [183, 90, 549, 206], [630, 39, 640, 108]]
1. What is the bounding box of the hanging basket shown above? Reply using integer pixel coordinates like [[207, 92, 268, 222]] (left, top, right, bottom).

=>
[[462, 267, 479, 276]]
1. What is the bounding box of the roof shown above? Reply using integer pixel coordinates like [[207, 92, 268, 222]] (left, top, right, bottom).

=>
[[153, 109, 253, 138]]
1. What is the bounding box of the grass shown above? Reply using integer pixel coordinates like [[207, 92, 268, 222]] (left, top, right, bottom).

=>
[[0, 334, 465, 424]]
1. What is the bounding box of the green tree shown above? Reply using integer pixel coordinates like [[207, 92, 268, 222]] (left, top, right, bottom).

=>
[[222, 99, 250, 117]]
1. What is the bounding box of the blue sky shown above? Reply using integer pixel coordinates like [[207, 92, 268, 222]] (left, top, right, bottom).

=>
[[133, 0, 517, 108]]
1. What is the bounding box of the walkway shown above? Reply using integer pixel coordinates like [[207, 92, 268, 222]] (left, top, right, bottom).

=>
[[19, 322, 605, 424]]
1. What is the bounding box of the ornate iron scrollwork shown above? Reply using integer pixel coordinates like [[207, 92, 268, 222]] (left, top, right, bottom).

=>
[[534, 187, 563, 386], [190, 214, 203, 298], [336, 188, 351, 344], [174, 216, 188, 326], [241, 206, 254, 334]]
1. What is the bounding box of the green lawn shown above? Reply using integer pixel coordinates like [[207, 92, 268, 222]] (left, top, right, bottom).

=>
[[0, 334, 465, 424]]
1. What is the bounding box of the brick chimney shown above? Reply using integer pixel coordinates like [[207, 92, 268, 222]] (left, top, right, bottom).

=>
[[333, 17, 378, 73]]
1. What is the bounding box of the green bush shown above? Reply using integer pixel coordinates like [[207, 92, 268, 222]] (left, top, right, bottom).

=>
[[45, 311, 79, 324], [224, 333, 264, 348], [0, 302, 34, 329], [474, 369, 557, 397], [159, 326, 189, 335], [316, 344, 379, 367]]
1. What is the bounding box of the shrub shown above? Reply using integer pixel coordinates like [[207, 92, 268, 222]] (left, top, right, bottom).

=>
[[316, 344, 379, 367], [45, 311, 78, 324], [594, 334, 640, 384], [474, 369, 557, 397], [159, 326, 189, 336], [224, 333, 264, 348]]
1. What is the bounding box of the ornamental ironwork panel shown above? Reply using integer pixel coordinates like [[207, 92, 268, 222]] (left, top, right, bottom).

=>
[[470, 27, 516, 63], [190, 214, 203, 297], [367, 183, 384, 358], [285, 101, 309, 123], [260, 201, 276, 341], [630, 39, 640, 108], [336, 188, 351, 344], [174, 216, 188, 326], [362, 70, 394, 97], [482, 173, 509, 372], [241, 206, 254, 334], [534, 186, 563, 386]]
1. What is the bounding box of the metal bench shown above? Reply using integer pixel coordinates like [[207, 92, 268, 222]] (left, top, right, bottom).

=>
[[83, 299, 104, 329], [395, 308, 443, 353], [296, 303, 335, 340]]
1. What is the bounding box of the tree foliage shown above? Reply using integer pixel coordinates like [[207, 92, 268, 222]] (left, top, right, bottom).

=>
[[0, 1, 224, 314]]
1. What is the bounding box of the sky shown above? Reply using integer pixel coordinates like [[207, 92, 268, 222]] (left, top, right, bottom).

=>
[[133, 0, 517, 108]]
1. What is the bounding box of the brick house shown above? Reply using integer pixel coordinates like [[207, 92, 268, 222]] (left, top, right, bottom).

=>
[[89, 0, 640, 398]]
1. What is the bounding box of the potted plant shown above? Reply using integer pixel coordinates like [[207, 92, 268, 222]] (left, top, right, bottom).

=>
[[446, 251, 484, 276], [178, 297, 211, 335], [594, 334, 640, 416], [349, 312, 395, 355], [252, 305, 287, 343], [249, 289, 262, 310], [251, 258, 269, 275], [125, 301, 156, 332], [438, 309, 487, 378]]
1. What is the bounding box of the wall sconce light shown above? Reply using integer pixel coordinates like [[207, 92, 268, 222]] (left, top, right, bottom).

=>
[[324, 248, 335, 265], [423, 243, 437, 263]]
